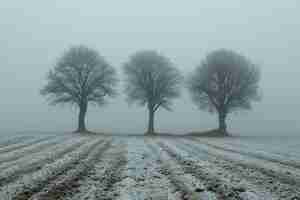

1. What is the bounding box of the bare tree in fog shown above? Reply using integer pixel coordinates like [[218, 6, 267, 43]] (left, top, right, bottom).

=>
[[188, 49, 261, 135], [123, 50, 182, 134], [41, 45, 117, 133]]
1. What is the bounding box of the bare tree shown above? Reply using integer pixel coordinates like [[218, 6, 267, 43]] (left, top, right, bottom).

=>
[[41, 45, 117, 133], [188, 49, 261, 135], [123, 50, 182, 134]]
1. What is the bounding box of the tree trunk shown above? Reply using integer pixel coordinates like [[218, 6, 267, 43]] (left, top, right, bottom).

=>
[[218, 112, 227, 135], [77, 101, 87, 133], [147, 108, 155, 135]]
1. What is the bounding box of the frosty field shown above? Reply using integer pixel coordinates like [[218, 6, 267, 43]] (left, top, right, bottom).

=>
[[0, 133, 299, 200]]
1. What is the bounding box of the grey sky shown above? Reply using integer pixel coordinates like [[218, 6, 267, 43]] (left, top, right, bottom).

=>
[[0, 1, 300, 135]]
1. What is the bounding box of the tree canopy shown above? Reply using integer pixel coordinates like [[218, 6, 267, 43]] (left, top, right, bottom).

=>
[[41, 45, 117, 132], [188, 49, 261, 134], [123, 50, 182, 134]]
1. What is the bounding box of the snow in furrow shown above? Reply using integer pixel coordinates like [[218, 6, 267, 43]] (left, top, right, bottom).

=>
[[157, 138, 269, 200], [148, 138, 219, 200], [196, 138, 300, 169], [168, 138, 276, 199], [0, 135, 55, 154], [190, 138, 300, 181], [0, 137, 104, 200], [0, 136, 34, 149], [199, 137, 295, 158], [0, 136, 87, 177], [28, 139, 112, 200], [205, 137, 300, 160], [116, 137, 179, 200], [182, 139, 300, 199], [0, 135, 70, 167], [67, 138, 127, 200]]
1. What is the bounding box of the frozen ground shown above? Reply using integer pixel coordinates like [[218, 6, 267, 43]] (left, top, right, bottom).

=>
[[0, 133, 299, 199]]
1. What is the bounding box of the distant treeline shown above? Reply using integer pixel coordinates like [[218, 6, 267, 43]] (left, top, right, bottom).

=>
[[41, 45, 261, 135]]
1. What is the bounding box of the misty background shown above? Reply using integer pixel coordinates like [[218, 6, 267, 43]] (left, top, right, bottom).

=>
[[0, 1, 299, 135]]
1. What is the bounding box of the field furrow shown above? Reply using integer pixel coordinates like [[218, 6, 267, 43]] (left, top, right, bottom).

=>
[[146, 139, 220, 200], [170, 139, 280, 198], [197, 138, 300, 169], [156, 139, 268, 200], [116, 138, 180, 200], [28, 139, 112, 200], [0, 136, 34, 149], [0, 137, 104, 200], [181, 139, 300, 199], [0, 136, 69, 166], [0, 136, 55, 155], [68, 138, 127, 200], [0, 136, 88, 186], [201, 137, 300, 160], [0, 134, 298, 200], [190, 138, 300, 183]]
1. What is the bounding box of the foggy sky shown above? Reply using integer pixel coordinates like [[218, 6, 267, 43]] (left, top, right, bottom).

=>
[[1, 1, 300, 135]]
